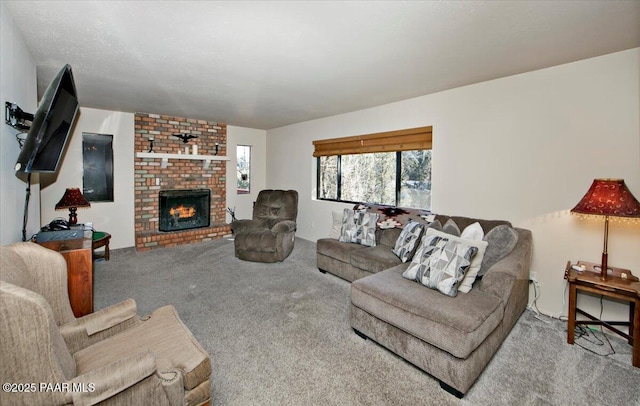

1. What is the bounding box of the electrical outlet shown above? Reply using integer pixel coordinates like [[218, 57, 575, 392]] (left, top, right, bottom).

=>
[[529, 272, 537, 282]]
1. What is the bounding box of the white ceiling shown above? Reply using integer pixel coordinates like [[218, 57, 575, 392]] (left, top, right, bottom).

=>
[[4, 1, 640, 130]]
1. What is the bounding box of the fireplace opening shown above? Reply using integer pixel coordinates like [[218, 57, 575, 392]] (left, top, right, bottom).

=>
[[159, 189, 211, 232]]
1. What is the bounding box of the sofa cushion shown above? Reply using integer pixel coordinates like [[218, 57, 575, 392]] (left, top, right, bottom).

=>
[[350, 246, 402, 274], [339, 209, 378, 247], [377, 227, 402, 247], [351, 267, 504, 359], [317, 238, 365, 263]]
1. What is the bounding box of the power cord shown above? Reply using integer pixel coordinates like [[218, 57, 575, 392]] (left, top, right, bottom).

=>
[[572, 296, 615, 357], [527, 279, 568, 322]]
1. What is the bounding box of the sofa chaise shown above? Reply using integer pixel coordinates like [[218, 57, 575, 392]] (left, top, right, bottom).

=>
[[317, 209, 532, 397]]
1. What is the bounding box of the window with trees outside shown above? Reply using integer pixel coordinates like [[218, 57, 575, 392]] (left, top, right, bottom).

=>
[[314, 127, 432, 210]]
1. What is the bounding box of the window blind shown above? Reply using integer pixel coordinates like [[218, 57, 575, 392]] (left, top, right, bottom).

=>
[[312, 126, 432, 157]]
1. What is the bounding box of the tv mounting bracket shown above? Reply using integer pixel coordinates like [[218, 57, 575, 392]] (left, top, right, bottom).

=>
[[5, 102, 33, 131]]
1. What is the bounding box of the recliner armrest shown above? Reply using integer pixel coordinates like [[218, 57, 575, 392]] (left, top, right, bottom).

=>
[[231, 219, 263, 235], [60, 299, 141, 354], [271, 220, 296, 234]]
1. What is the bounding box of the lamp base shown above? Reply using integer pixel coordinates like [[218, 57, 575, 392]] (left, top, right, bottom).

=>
[[68, 207, 78, 224]]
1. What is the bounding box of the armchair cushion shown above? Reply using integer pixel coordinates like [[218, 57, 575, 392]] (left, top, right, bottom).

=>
[[74, 305, 211, 392]]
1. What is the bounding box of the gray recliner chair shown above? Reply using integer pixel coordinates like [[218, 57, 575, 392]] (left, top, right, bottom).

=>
[[231, 190, 298, 262]]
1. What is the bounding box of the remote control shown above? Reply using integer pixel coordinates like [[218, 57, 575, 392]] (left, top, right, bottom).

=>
[[571, 264, 585, 272]]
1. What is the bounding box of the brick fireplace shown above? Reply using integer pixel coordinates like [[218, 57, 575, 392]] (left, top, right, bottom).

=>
[[134, 113, 231, 251]]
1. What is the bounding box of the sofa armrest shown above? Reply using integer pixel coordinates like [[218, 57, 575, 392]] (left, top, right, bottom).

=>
[[60, 299, 141, 354], [69, 351, 161, 406], [271, 220, 296, 234]]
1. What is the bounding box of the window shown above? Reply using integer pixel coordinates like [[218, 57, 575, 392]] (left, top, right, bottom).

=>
[[236, 145, 251, 194], [314, 127, 432, 209]]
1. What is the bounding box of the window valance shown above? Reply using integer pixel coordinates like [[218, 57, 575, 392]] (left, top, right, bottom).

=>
[[312, 126, 432, 157]]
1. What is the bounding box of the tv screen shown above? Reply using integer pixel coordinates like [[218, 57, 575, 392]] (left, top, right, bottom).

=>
[[14, 64, 79, 173]]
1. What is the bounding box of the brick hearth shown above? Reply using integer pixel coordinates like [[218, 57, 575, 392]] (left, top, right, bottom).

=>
[[134, 113, 230, 251]]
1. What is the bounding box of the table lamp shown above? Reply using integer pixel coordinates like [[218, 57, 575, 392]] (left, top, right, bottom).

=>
[[55, 188, 91, 224], [570, 178, 640, 280]]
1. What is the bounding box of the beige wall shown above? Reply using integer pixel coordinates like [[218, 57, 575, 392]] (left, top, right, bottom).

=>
[[40, 108, 135, 249], [226, 126, 267, 222], [266, 48, 640, 321], [0, 3, 39, 244]]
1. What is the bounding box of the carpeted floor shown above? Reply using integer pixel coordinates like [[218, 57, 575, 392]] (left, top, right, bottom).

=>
[[94, 238, 640, 406]]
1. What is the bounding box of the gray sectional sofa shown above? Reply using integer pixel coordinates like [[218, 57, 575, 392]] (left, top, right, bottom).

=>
[[317, 212, 532, 397]]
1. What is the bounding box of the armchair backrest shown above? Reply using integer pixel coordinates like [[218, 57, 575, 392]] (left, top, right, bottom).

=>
[[0, 243, 75, 326], [252, 190, 298, 229], [0, 281, 76, 405]]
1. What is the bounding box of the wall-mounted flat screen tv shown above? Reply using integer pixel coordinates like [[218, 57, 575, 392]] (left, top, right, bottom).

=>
[[14, 64, 79, 173]]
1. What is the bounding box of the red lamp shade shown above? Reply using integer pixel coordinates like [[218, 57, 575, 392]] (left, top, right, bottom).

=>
[[55, 188, 91, 224], [570, 179, 640, 280], [571, 178, 640, 220]]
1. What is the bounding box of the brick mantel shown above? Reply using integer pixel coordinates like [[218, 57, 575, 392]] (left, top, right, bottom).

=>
[[134, 113, 230, 251]]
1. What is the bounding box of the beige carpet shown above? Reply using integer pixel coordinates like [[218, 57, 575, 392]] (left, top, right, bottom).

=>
[[94, 238, 640, 405]]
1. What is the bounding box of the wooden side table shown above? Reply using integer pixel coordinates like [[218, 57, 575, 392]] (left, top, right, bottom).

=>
[[37, 237, 93, 317], [92, 231, 111, 261], [564, 261, 639, 368]]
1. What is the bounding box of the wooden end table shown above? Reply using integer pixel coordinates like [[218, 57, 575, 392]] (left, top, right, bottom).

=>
[[92, 231, 111, 261], [564, 261, 639, 368], [37, 237, 93, 317]]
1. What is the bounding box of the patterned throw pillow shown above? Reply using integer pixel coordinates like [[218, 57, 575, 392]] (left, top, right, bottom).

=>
[[392, 221, 425, 263], [339, 208, 378, 247], [403, 229, 479, 297]]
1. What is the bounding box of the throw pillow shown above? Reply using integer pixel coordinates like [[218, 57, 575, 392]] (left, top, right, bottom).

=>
[[414, 228, 488, 293], [460, 222, 484, 241], [402, 230, 479, 297], [441, 218, 461, 236], [392, 221, 425, 263], [427, 219, 442, 232], [329, 210, 343, 239], [478, 225, 519, 277], [339, 208, 378, 247]]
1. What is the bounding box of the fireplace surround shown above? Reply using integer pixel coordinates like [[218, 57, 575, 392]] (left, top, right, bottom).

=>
[[134, 112, 230, 251]]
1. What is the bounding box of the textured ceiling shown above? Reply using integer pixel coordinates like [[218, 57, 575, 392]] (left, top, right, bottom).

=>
[[4, 1, 640, 130]]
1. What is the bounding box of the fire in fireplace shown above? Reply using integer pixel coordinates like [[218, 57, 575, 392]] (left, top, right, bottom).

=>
[[159, 189, 211, 232]]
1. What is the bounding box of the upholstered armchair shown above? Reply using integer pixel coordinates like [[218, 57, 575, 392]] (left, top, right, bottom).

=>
[[231, 189, 298, 262], [0, 242, 211, 406]]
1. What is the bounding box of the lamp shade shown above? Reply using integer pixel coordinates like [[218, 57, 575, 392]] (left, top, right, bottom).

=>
[[55, 188, 91, 210], [571, 179, 640, 221]]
